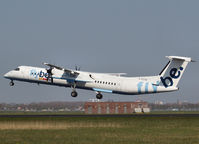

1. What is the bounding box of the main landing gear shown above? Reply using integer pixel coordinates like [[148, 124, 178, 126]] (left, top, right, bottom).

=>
[[9, 80, 14, 86], [71, 91, 103, 99], [71, 90, 78, 97], [96, 92, 103, 99], [71, 83, 78, 97], [69, 82, 103, 99]]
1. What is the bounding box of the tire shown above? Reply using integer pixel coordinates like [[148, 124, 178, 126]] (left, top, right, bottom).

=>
[[71, 91, 78, 97], [96, 94, 103, 99], [9, 81, 14, 86]]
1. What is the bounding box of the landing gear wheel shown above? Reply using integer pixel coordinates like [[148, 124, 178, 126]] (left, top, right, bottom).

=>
[[71, 91, 78, 97], [9, 81, 14, 86], [96, 93, 103, 99]]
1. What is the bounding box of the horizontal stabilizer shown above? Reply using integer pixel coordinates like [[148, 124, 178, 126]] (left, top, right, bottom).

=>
[[166, 56, 192, 62]]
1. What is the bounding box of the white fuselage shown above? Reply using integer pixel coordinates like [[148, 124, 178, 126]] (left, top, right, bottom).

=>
[[4, 66, 178, 95]]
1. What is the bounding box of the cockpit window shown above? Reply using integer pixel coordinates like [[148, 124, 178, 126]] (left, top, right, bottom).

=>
[[14, 68, 20, 71]]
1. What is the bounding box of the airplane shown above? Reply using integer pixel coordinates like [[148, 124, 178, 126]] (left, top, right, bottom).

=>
[[4, 56, 193, 99]]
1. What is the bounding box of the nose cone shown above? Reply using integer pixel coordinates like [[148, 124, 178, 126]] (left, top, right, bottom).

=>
[[4, 72, 11, 79]]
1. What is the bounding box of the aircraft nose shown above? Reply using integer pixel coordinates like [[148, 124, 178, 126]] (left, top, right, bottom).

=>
[[4, 72, 11, 79]]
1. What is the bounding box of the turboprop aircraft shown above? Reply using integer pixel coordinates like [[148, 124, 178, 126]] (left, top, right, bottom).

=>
[[4, 56, 193, 99]]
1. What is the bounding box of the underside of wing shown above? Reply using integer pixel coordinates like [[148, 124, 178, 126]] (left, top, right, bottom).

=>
[[103, 73, 127, 77]]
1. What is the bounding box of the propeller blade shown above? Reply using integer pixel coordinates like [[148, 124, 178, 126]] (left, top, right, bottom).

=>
[[46, 68, 53, 83]]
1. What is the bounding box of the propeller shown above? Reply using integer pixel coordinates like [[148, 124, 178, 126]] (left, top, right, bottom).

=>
[[75, 65, 81, 71], [46, 67, 53, 83]]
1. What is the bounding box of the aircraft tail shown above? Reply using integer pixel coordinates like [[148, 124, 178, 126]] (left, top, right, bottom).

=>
[[159, 56, 193, 88]]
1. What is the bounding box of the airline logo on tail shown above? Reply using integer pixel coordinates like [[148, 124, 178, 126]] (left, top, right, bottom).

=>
[[160, 67, 184, 88]]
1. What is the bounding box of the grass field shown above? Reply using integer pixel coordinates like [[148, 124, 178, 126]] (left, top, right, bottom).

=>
[[0, 114, 199, 144]]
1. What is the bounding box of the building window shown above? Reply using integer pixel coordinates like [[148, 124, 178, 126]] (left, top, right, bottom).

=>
[[124, 104, 127, 114], [98, 104, 101, 114], [115, 104, 118, 114], [106, 104, 110, 114], [88, 106, 92, 114], [138, 103, 142, 108]]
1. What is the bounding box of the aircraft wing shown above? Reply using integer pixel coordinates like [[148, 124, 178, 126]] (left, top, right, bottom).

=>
[[103, 73, 127, 77], [43, 63, 79, 76]]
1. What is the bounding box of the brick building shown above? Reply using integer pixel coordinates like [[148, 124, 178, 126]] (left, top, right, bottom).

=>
[[84, 102, 149, 114]]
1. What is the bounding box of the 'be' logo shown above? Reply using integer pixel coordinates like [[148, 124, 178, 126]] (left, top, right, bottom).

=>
[[160, 67, 183, 88]]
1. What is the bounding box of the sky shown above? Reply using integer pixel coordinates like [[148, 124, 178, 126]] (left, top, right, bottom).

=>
[[0, 0, 198, 103]]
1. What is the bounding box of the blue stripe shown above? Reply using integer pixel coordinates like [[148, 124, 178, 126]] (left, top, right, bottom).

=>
[[52, 77, 66, 80], [137, 82, 143, 94], [93, 88, 113, 93], [145, 82, 149, 93]]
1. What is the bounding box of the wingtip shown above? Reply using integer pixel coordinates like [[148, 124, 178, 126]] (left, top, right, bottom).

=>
[[43, 62, 48, 65], [191, 60, 197, 62]]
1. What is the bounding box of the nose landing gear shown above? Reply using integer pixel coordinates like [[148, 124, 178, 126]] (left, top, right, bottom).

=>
[[9, 81, 14, 86]]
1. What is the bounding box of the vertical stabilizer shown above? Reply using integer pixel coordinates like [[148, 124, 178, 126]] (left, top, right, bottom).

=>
[[159, 56, 192, 88]]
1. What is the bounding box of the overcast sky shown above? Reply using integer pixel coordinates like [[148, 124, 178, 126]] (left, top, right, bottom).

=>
[[0, 0, 198, 103]]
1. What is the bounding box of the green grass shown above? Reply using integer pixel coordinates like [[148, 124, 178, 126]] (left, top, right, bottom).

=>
[[0, 111, 84, 115], [1, 111, 199, 115], [150, 111, 199, 114], [0, 115, 199, 144]]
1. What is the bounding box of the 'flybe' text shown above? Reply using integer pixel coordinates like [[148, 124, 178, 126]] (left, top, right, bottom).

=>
[[30, 69, 48, 80]]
